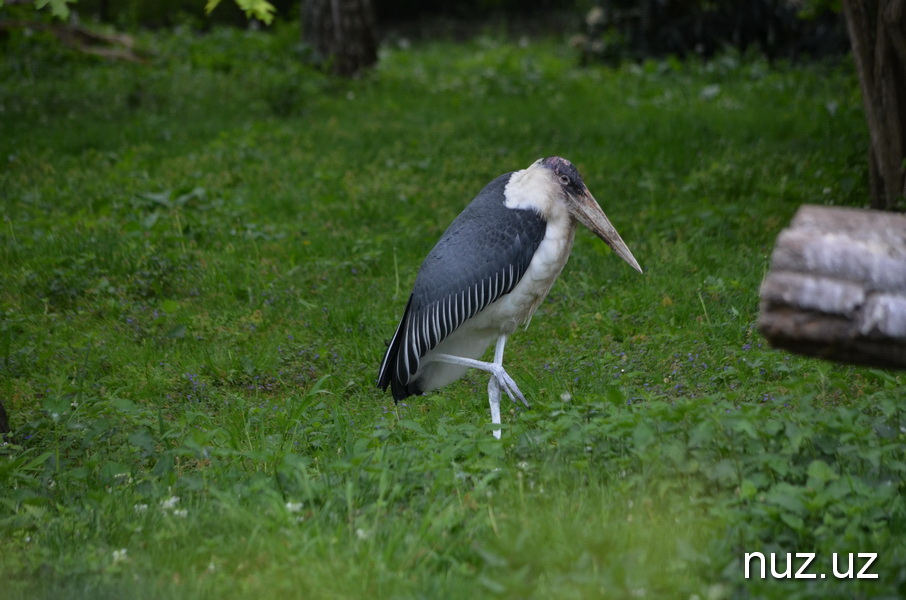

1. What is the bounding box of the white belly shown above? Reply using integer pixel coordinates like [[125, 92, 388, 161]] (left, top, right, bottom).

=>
[[481, 217, 576, 332]]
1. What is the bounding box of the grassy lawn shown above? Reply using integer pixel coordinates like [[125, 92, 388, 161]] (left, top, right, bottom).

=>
[[1, 23, 904, 599]]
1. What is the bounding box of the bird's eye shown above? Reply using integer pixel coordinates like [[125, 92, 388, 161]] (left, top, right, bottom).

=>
[[559, 174, 570, 185]]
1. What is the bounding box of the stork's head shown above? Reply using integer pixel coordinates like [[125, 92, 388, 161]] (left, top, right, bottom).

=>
[[538, 156, 643, 273]]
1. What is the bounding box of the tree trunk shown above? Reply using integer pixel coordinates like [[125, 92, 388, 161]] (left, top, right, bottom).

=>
[[0, 399, 8, 437], [301, 0, 378, 77], [759, 205, 906, 369], [841, 0, 906, 211]]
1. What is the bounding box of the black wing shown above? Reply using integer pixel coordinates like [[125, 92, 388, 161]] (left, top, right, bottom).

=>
[[377, 173, 547, 400]]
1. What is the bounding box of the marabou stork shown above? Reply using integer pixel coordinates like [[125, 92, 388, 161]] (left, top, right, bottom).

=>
[[377, 156, 642, 438]]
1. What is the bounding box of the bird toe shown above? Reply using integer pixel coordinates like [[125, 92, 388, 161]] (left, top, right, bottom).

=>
[[492, 367, 529, 408]]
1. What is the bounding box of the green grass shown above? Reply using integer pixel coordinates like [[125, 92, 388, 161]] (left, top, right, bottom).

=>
[[1, 22, 904, 599]]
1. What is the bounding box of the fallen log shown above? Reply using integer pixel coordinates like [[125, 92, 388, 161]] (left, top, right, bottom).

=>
[[0, 20, 148, 63], [758, 204, 906, 369]]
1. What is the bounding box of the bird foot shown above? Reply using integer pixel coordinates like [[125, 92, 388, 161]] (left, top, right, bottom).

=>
[[428, 352, 530, 408], [489, 363, 529, 408]]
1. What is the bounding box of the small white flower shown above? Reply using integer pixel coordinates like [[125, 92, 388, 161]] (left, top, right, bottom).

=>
[[207, 561, 216, 573], [355, 528, 369, 540], [172, 509, 188, 518], [161, 496, 180, 510], [700, 84, 721, 100], [133, 504, 148, 512], [285, 502, 303, 513], [112, 548, 128, 564], [560, 391, 572, 402]]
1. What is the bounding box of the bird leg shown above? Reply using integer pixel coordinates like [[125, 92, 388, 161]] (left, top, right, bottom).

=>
[[488, 376, 502, 439], [429, 334, 528, 439], [430, 334, 528, 408]]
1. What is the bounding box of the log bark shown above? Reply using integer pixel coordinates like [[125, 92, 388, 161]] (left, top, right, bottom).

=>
[[0, 20, 146, 63], [301, 0, 378, 77], [759, 204, 906, 369], [841, 0, 906, 210]]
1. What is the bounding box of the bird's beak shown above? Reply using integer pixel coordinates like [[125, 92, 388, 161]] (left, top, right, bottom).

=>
[[572, 189, 643, 273]]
